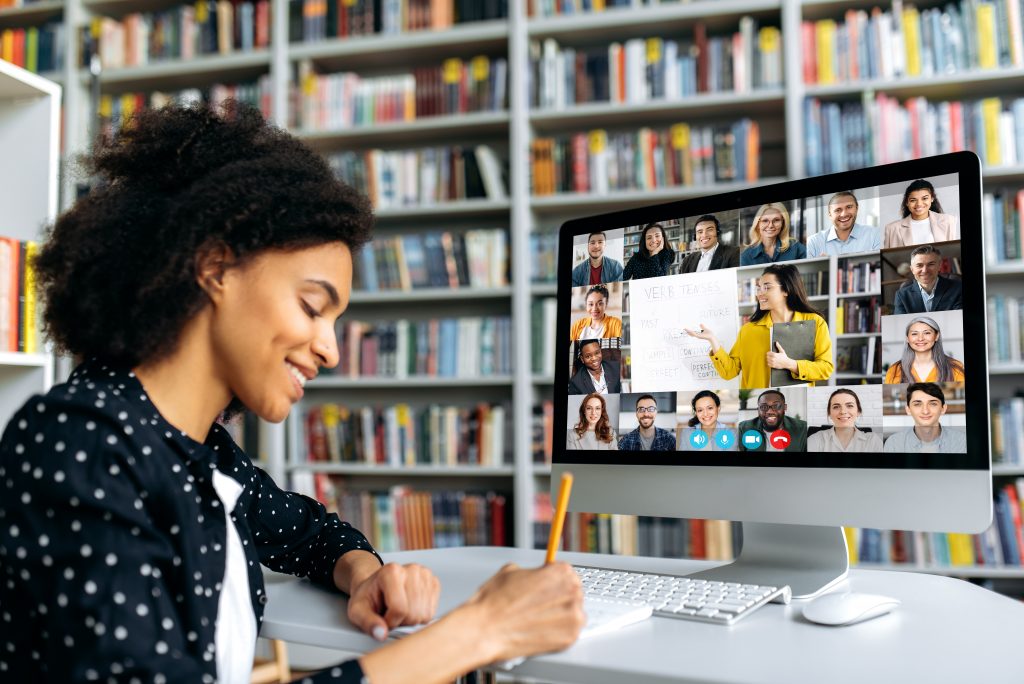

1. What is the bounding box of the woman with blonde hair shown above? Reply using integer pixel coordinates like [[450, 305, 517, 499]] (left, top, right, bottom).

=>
[[739, 202, 807, 265], [566, 392, 618, 449], [884, 316, 965, 383]]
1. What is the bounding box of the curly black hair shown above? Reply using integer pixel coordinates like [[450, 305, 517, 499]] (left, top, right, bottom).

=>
[[34, 100, 374, 367]]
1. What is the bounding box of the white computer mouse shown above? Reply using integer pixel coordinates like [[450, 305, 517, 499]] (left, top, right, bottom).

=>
[[802, 592, 901, 626]]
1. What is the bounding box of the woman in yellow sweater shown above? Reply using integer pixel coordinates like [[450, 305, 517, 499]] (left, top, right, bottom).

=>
[[569, 284, 623, 340], [883, 316, 965, 383], [685, 264, 833, 389]]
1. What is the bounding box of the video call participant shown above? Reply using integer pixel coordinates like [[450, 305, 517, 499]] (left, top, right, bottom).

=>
[[892, 244, 963, 314], [737, 389, 808, 452], [675, 215, 740, 273], [679, 390, 737, 451], [883, 316, 965, 384], [739, 203, 807, 265], [806, 389, 884, 453], [566, 392, 618, 450], [568, 339, 621, 395], [622, 223, 676, 280], [805, 191, 882, 257], [686, 264, 834, 389], [618, 395, 676, 451], [883, 179, 960, 248], [883, 382, 968, 453], [569, 284, 623, 340], [571, 231, 624, 286]]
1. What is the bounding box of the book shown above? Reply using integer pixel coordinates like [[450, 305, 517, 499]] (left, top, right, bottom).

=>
[[769, 319, 816, 387]]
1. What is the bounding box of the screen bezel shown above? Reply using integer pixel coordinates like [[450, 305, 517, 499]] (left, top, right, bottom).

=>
[[553, 151, 988, 471]]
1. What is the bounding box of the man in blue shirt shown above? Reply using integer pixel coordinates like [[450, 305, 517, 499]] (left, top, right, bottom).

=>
[[883, 382, 967, 453], [805, 191, 882, 257], [618, 394, 676, 451], [571, 231, 624, 286]]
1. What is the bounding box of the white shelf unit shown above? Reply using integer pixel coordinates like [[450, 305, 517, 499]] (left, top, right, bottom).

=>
[[6, 0, 1018, 554], [0, 59, 59, 427]]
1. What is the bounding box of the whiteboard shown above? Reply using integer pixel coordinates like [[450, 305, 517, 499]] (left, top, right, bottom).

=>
[[629, 270, 741, 392]]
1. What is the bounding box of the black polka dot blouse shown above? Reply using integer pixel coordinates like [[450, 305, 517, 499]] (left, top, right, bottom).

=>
[[0, 360, 379, 683]]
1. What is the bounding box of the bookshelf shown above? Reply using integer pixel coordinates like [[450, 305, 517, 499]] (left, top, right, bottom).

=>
[[1, 0, 1022, 576], [0, 59, 57, 426]]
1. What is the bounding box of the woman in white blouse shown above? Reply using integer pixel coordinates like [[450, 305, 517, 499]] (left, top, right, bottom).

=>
[[807, 389, 884, 453]]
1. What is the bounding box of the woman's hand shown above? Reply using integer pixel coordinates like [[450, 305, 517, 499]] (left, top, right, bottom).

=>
[[684, 323, 720, 352], [766, 341, 798, 372], [464, 562, 585, 662], [347, 563, 441, 640]]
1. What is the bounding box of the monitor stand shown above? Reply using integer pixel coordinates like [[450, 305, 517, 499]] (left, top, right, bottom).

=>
[[686, 522, 848, 599]]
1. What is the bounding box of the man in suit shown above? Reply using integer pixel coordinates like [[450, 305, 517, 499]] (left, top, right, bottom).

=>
[[571, 231, 624, 286], [567, 339, 621, 395], [675, 215, 740, 274], [893, 244, 963, 314]]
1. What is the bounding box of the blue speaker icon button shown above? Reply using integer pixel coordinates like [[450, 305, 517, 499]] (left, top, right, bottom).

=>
[[689, 430, 710, 449], [715, 430, 735, 449], [741, 430, 763, 449]]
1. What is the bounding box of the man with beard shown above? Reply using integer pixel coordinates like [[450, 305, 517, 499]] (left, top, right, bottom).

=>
[[572, 231, 624, 286], [568, 339, 621, 395], [892, 244, 963, 314], [617, 395, 676, 451], [805, 191, 882, 257], [738, 389, 807, 452]]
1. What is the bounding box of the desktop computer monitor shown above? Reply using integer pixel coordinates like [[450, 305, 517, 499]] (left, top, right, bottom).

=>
[[552, 151, 992, 597]]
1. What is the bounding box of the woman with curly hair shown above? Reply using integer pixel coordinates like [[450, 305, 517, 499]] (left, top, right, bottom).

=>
[[0, 102, 582, 683], [566, 393, 618, 450], [569, 284, 623, 340], [884, 316, 965, 384]]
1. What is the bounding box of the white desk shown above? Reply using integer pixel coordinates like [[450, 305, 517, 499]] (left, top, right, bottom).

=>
[[262, 547, 1024, 684]]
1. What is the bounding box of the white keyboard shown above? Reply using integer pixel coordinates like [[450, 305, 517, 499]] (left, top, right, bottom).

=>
[[575, 565, 792, 626]]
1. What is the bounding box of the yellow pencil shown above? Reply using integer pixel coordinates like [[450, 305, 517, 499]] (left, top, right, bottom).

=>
[[545, 472, 574, 564]]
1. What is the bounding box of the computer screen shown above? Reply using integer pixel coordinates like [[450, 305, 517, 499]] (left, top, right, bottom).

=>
[[552, 152, 991, 594]]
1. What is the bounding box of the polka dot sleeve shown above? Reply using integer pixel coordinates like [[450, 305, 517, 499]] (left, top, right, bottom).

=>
[[239, 453, 382, 589], [0, 402, 213, 681]]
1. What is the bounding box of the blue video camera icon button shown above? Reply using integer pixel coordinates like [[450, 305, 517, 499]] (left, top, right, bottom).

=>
[[741, 430, 763, 449]]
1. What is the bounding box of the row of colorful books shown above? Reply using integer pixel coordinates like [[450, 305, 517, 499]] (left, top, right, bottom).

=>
[[834, 297, 882, 336], [305, 481, 509, 552], [288, 0, 507, 42], [835, 258, 881, 295], [804, 94, 1024, 177], [533, 497, 741, 560], [530, 119, 760, 195], [333, 317, 512, 379], [528, 0, 657, 18], [992, 398, 1024, 464], [96, 80, 272, 136], [353, 229, 507, 292], [835, 337, 880, 375], [80, 2, 271, 70], [984, 188, 1024, 263], [530, 297, 558, 377], [302, 402, 508, 467], [528, 22, 782, 109], [326, 144, 506, 210], [0, 23, 64, 74], [803, 0, 1024, 86], [529, 232, 558, 284], [532, 400, 554, 464], [292, 55, 507, 130], [0, 238, 39, 354], [988, 295, 1024, 366]]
